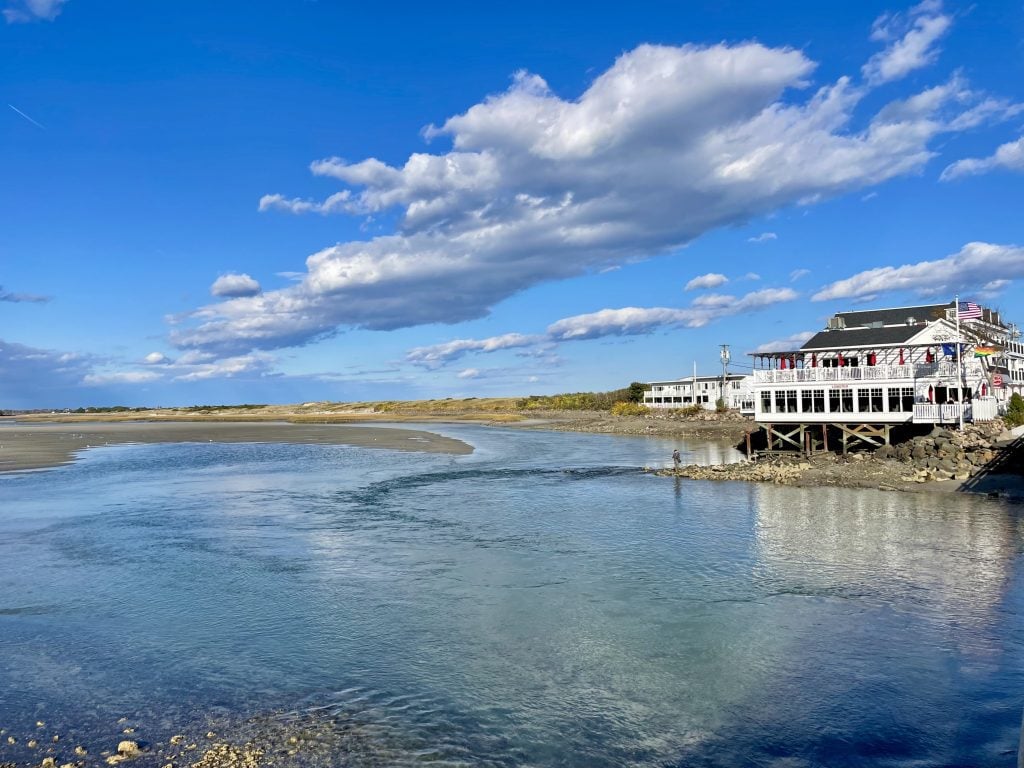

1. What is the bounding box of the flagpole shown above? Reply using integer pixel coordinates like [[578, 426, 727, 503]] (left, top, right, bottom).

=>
[[955, 294, 964, 430]]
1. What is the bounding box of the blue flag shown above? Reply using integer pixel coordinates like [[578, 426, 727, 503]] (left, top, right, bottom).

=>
[[942, 343, 955, 357]]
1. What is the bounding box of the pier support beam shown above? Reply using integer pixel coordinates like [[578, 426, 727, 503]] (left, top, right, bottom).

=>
[[836, 423, 891, 453]]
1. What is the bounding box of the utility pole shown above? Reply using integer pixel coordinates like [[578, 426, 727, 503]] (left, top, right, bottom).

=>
[[719, 344, 731, 407]]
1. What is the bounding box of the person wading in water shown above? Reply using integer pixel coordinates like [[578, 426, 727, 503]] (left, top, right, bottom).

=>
[[672, 449, 681, 473]]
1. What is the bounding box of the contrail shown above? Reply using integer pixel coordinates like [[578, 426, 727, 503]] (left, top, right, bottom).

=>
[[8, 104, 46, 131]]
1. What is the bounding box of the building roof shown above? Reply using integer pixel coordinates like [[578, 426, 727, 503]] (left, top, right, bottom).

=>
[[646, 374, 747, 385], [835, 303, 953, 328], [800, 325, 924, 351]]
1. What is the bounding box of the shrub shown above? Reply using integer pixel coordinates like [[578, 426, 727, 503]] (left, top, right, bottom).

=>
[[626, 382, 647, 403], [715, 397, 728, 413], [610, 401, 650, 416], [1006, 393, 1024, 427]]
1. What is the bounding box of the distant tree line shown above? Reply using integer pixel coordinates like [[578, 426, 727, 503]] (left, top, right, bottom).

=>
[[516, 382, 648, 412]]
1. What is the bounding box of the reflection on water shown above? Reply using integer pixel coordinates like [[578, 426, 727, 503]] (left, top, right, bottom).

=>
[[0, 424, 1022, 767], [754, 486, 1016, 634]]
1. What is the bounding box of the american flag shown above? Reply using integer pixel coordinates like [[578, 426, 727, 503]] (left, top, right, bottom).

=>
[[957, 301, 982, 320]]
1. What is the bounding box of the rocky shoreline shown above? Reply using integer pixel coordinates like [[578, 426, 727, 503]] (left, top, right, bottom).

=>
[[648, 422, 1024, 498]]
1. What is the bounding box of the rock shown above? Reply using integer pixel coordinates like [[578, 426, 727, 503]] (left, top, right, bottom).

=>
[[938, 459, 956, 473], [41, 758, 56, 768], [875, 445, 894, 459], [74, 747, 87, 757], [954, 471, 970, 481], [931, 427, 953, 439], [168, 735, 184, 746], [27, 740, 38, 749], [912, 445, 927, 460], [117, 741, 141, 758]]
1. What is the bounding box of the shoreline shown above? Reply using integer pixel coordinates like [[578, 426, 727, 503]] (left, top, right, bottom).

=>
[[0, 421, 472, 474]]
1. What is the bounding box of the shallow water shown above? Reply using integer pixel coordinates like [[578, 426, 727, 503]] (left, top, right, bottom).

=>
[[1, 424, 1022, 766]]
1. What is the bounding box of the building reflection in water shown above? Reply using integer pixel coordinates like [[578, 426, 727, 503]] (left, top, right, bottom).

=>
[[751, 485, 1020, 642]]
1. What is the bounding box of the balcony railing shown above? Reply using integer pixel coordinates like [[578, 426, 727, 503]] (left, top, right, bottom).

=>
[[753, 363, 959, 384], [912, 403, 969, 423]]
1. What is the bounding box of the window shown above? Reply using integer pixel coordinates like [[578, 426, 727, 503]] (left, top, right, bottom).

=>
[[672, 397, 682, 403], [811, 389, 825, 412], [761, 390, 773, 413], [800, 390, 825, 413], [888, 386, 915, 412], [785, 390, 798, 413], [775, 390, 786, 412], [830, 389, 854, 412], [732, 380, 741, 389], [857, 387, 883, 412]]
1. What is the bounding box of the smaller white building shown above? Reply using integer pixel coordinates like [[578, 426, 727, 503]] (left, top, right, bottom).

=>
[[643, 374, 752, 412]]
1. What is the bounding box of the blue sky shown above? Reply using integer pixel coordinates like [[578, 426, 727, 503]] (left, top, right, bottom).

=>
[[2, 0, 1022, 408]]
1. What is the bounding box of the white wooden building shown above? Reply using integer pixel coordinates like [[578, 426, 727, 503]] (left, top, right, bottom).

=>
[[749, 302, 1023, 451], [643, 374, 753, 413]]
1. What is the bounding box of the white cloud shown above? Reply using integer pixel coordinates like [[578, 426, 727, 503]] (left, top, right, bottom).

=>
[[790, 268, 811, 281], [210, 273, 262, 298], [941, 136, 1024, 181], [144, 352, 169, 365], [862, 1, 951, 85], [743, 273, 762, 281], [547, 288, 798, 341], [173, 37, 1007, 357], [406, 332, 542, 367], [83, 371, 160, 386], [3, 0, 66, 23], [171, 352, 275, 382], [747, 232, 777, 243], [456, 368, 480, 380], [684, 273, 729, 291], [812, 241, 1024, 301], [754, 331, 815, 353]]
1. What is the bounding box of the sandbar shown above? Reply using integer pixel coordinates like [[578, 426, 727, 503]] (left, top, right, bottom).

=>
[[0, 420, 472, 473]]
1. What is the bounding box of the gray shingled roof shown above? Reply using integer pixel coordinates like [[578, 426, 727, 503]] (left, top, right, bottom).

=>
[[835, 303, 953, 327], [800, 325, 923, 350]]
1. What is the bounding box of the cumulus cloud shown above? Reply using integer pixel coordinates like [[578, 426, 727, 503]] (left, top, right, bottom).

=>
[[406, 332, 542, 367], [747, 232, 777, 244], [684, 273, 729, 291], [755, 331, 816, 353], [210, 273, 262, 298], [83, 371, 160, 386], [812, 241, 1024, 301], [941, 136, 1024, 181], [456, 368, 480, 380], [173, 34, 1007, 357], [171, 352, 275, 382], [547, 288, 798, 341], [3, 0, 67, 23], [863, 1, 951, 85], [144, 352, 170, 365], [0, 285, 50, 303], [790, 268, 811, 281]]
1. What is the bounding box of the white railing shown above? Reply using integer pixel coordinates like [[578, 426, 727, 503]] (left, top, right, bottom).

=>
[[971, 398, 1000, 422], [753, 364, 917, 384], [912, 403, 970, 423]]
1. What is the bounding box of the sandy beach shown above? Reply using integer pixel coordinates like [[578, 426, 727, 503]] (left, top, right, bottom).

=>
[[0, 420, 472, 473]]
